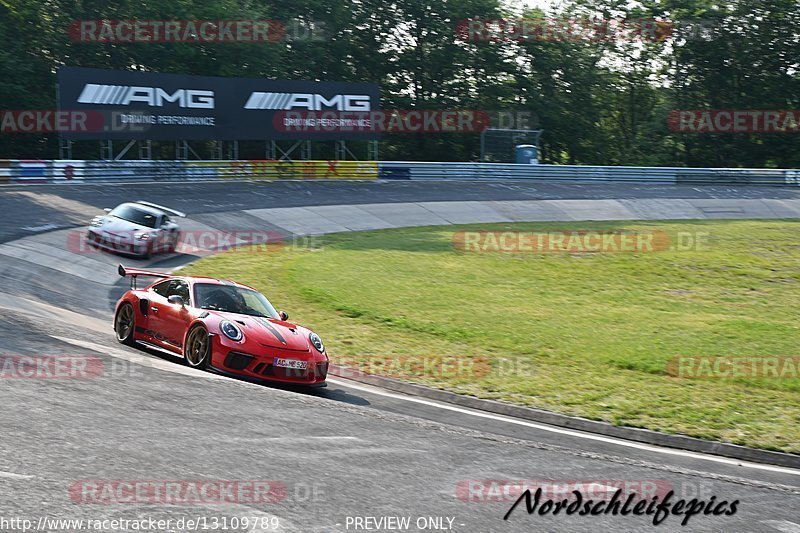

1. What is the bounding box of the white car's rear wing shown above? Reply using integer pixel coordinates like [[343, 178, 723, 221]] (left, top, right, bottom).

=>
[[135, 201, 186, 218]]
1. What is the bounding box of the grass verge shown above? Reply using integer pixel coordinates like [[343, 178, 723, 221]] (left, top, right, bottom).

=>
[[182, 219, 800, 453]]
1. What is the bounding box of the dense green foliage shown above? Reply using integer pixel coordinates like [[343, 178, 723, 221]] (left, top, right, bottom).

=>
[[1, 0, 798, 165]]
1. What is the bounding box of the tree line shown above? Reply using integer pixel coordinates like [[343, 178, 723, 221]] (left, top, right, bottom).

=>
[[0, 0, 798, 166]]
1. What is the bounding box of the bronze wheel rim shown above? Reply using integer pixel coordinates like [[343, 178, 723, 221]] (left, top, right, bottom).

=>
[[185, 327, 209, 366]]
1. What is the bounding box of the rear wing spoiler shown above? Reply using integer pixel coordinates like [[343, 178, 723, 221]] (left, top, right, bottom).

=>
[[135, 201, 186, 218], [118, 264, 172, 289]]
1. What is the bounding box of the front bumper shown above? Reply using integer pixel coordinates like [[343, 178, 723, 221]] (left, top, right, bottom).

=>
[[212, 334, 327, 386], [87, 230, 150, 256]]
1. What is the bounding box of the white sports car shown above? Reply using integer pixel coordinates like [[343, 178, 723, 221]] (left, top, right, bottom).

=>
[[86, 201, 185, 258]]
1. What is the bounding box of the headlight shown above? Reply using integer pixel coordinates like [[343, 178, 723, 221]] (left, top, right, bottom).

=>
[[220, 320, 243, 341], [134, 232, 150, 240], [309, 332, 324, 353], [90, 217, 103, 227]]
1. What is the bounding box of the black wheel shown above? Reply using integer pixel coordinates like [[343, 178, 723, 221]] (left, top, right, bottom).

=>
[[114, 303, 136, 346], [166, 231, 179, 253], [184, 325, 210, 369]]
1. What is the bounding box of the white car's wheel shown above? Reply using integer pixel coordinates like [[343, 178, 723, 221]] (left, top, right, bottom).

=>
[[167, 231, 179, 253], [140, 241, 154, 260]]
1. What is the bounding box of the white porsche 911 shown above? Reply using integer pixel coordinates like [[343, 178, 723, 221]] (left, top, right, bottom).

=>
[[86, 201, 185, 258]]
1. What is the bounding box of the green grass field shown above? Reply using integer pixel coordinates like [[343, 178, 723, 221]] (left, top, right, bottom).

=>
[[182, 220, 800, 453]]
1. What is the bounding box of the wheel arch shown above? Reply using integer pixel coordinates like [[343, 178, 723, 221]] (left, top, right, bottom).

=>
[[183, 318, 215, 351]]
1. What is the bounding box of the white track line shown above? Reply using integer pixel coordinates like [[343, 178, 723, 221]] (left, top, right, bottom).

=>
[[0, 471, 34, 480], [50, 336, 228, 381], [45, 332, 800, 478], [763, 520, 800, 533], [326, 378, 800, 477]]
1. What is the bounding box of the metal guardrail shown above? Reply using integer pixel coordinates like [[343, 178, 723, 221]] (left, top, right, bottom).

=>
[[1, 159, 798, 186], [0, 160, 380, 183], [379, 162, 800, 186]]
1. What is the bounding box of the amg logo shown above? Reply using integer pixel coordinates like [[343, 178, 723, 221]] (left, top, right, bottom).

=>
[[77, 84, 215, 109], [244, 92, 371, 111]]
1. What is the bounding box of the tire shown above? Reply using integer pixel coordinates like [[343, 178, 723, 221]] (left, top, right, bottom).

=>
[[114, 303, 136, 346], [184, 325, 210, 369], [166, 232, 179, 253]]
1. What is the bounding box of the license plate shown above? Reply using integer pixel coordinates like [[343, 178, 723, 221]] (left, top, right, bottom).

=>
[[273, 357, 308, 370]]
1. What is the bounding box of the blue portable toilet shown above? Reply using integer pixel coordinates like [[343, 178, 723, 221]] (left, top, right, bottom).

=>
[[515, 144, 538, 164]]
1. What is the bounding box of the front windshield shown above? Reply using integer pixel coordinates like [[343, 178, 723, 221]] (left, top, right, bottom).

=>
[[109, 205, 158, 228], [193, 283, 279, 318]]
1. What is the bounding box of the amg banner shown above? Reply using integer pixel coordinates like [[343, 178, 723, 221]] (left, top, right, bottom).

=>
[[57, 66, 380, 140]]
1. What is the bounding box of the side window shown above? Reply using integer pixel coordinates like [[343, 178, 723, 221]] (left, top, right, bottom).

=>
[[161, 215, 171, 227], [141, 213, 157, 228], [151, 280, 171, 297], [166, 280, 191, 305]]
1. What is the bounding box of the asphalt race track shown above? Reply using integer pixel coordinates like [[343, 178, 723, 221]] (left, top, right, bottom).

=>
[[1, 179, 799, 533]]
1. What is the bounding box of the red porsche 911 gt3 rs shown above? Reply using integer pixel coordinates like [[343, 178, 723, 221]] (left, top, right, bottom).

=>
[[113, 265, 328, 387]]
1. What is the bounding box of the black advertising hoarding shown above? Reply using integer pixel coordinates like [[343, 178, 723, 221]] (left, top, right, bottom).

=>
[[57, 66, 380, 140]]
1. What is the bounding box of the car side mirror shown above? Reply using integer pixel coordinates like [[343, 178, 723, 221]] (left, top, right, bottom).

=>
[[168, 295, 185, 307], [103, 208, 112, 213], [279, 311, 289, 321]]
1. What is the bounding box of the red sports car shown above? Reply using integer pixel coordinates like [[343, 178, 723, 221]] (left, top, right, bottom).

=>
[[113, 265, 328, 386]]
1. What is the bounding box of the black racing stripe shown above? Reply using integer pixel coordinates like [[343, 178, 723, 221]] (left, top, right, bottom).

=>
[[254, 317, 286, 345]]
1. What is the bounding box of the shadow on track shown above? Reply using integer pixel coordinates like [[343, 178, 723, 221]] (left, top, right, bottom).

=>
[[130, 340, 371, 407]]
